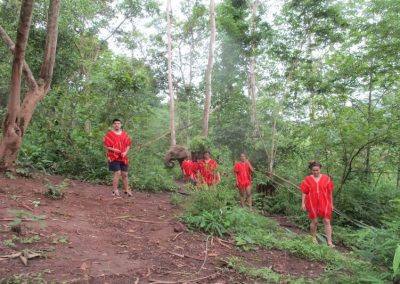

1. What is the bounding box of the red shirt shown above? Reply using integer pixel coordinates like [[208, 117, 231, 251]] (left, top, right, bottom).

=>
[[300, 175, 334, 220], [197, 159, 219, 186], [233, 162, 252, 189], [103, 130, 132, 164], [182, 160, 194, 177]]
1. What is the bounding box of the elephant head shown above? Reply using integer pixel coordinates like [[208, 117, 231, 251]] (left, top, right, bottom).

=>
[[164, 145, 190, 168]]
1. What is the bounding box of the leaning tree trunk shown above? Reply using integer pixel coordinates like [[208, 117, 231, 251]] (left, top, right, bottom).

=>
[[202, 0, 216, 137], [0, 0, 61, 169], [166, 0, 176, 146]]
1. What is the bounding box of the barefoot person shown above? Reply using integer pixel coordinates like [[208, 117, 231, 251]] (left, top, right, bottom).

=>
[[300, 160, 335, 247], [233, 153, 254, 209], [197, 151, 220, 187], [103, 119, 132, 197]]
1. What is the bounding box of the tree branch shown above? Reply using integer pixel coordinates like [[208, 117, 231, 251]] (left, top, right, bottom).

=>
[[39, 0, 61, 90], [0, 24, 37, 91], [7, 0, 34, 127]]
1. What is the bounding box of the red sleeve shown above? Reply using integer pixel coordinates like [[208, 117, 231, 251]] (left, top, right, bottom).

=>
[[327, 176, 334, 193], [300, 177, 310, 194], [103, 132, 113, 147]]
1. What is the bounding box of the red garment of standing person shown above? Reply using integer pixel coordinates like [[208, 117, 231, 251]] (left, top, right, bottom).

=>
[[197, 152, 220, 186], [233, 161, 252, 189], [233, 153, 254, 209], [103, 131, 132, 165], [300, 174, 334, 220], [300, 160, 335, 248], [181, 159, 194, 179], [103, 119, 132, 197]]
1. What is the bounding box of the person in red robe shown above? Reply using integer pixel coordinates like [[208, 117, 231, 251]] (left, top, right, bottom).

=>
[[233, 153, 254, 209], [197, 151, 220, 187], [103, 119, 132, 197], [300, 160, 335, 247], [181, 156, 194, 182]]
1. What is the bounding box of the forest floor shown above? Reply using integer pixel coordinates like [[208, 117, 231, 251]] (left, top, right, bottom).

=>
[[0, 174, 326, 283]]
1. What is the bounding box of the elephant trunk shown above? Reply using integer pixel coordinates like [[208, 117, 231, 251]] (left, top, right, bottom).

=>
[[164, 155, 175, 168]]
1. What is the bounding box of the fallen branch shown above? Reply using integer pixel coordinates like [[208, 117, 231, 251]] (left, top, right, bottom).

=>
[[115, 216, 172, 224], [168, 251, 204, 261], [0, 218, 35, 222], [172, 232, 183, 241], [22, 203, 34, 212], [149, 272, 218, 283], [216, 238, 232, 249], [0, 250, 41, 266], [196, 235, 211, 274], [216, 237, 234, 245]]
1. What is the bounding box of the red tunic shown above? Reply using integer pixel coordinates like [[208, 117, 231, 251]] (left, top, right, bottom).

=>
[[233, 162, 252, 190], [300, 175, 334, 220], [103, 131, 132, 165], [197, 159, 219, 186], [181, 160, 194, 178]]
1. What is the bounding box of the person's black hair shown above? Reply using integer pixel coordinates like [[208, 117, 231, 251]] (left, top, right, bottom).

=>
[[308, 160, 322, 170], [112, 118, 122, 124], [203, 151, 211, 156]]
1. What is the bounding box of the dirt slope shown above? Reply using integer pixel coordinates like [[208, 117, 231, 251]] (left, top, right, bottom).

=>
[[0, 175, 324, 283]]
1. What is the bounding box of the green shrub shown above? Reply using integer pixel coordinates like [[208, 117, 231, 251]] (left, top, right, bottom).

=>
[[45, 179, 70, 199]]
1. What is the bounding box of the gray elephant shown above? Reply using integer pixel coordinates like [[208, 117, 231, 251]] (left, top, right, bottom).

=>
[[164, 145, 190, 168]]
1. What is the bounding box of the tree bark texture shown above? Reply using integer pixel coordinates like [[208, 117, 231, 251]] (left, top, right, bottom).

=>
[[166, 0, 176, 146], [202, 0, 216, 137], [0, 0, 61, 169]]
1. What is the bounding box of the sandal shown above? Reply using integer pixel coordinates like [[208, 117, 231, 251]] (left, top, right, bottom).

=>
[[112, 190, 120, 197], [312, 237, 318, 244], [328, 243, 336, 248], [125, 190, 133, 197]]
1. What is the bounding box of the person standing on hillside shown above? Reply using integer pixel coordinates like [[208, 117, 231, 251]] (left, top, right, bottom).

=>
[[197, 151, 220, 187], [103, 119, 132, 197], [233, 153, 254, 210], [300, 160, 335, 247]]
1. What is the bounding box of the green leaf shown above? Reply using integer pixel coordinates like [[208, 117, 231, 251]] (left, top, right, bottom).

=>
[[393, 244, 400, 275]]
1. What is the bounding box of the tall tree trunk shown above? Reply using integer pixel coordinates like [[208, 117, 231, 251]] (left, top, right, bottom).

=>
[[397, 150, 400, 191], [0, 0, 34, 168], [249, 0, 260, 137], [0, 0, 61, 169], [202, 0, 216, 137], [166, 0, 176, 146], [364, 67, 373, 180]]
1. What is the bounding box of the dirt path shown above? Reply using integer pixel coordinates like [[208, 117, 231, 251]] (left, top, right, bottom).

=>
[[0, 175, 325, 283]]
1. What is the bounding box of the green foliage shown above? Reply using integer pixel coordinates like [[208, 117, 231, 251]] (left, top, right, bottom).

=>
[[190, 136, 213, 152], [45, 179, 70, 199], [7, 209, 46, 226], [3, 239, 15, 248], [393, 245, 400, 276], [0, 270, 50, 284], [131, 154, 178, 192], [20, 235, 41, 244], [170, 192, 183, 208], [227, 256, 302, 283], [53, 235, 69, 245], [182, 184, 390, 282]]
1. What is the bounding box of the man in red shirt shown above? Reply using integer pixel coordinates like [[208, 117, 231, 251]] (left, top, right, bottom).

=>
[[233, 153, 254, 210], [103, 119, 132, 197]]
